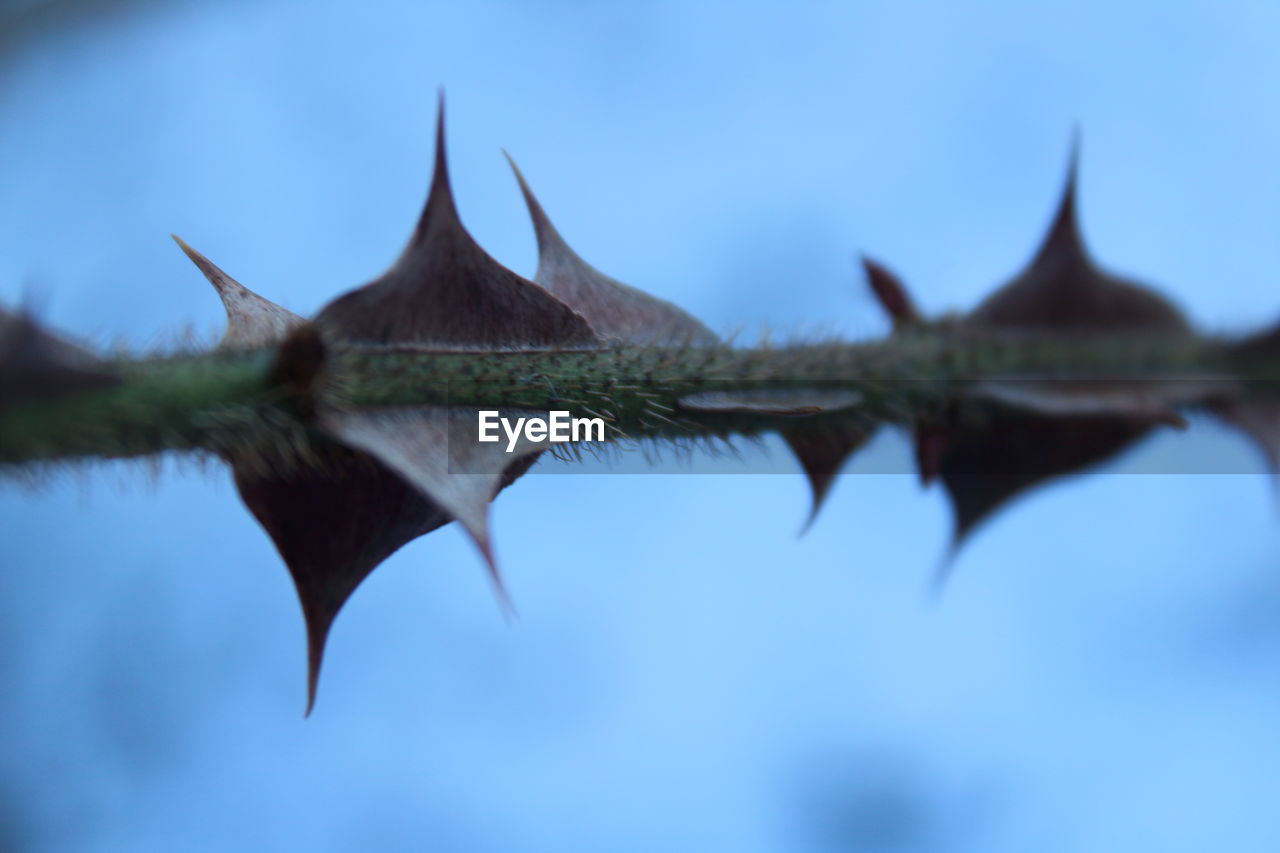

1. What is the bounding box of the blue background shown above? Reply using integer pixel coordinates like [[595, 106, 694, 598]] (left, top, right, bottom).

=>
[[2, 1, 1279, 850]]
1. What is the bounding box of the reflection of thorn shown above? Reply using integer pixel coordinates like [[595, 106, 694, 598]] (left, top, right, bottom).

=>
[[794, 467, 837, 538], [475, 535, 519, 622], [925, 539, 964, 602], [797, 500, 822, 538], [915, 428, 946, 486], [303, 625, 326, 718]]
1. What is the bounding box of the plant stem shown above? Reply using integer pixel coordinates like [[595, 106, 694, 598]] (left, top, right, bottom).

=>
[[0, 328, 1270, 466]]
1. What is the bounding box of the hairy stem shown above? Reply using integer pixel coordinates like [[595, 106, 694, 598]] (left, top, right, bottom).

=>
[[0, 327, 1270, 466]]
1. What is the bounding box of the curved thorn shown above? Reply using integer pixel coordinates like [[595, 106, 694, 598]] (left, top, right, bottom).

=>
[[171, 234, 241, 300], [471, 529, 517, 620], [503, 150, 560, 257], [925, 540, 964, 602], [861, 255, 920, 329], [171, 234, 302, 347]]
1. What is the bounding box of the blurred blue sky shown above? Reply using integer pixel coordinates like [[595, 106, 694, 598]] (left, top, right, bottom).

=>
[[2, 1, 1280, 851]]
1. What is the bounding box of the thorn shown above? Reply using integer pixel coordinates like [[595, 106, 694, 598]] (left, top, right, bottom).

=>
[[914, 427, 947, 486], [925, 540, 964, 602], [303, 614, 331, 718], [861, 255, 921, 329], [797, 495, 826, 538], [794, 465, 837, 536], [465, 518, 518, 621], [171, 234, 238, 297], [1037, 130, 1086, 264], [415, 89, 461, 241], [503, 150, 559, 256]]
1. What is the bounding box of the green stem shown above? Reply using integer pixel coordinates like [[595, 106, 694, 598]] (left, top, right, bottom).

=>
[[0, 328, 1268, 466]]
